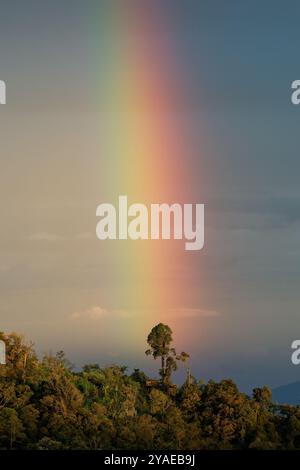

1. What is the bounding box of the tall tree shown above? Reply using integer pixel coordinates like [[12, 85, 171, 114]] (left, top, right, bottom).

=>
[[145, 323, 189, 385], [145, 324, 173, 384]]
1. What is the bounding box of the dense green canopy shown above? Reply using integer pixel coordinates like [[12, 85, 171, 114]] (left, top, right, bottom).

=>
[[0, 328, 298, 450]]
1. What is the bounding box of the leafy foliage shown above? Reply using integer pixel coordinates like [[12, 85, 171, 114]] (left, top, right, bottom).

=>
[[0, 328, 298, 449]]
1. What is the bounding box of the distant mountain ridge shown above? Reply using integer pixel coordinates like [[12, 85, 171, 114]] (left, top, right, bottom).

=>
[[272, 382, 300, 405]]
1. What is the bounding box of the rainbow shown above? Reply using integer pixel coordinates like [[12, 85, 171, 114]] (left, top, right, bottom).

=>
[[96, 1, 198, 342]]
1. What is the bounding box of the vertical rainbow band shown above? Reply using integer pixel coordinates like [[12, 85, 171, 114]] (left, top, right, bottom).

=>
[[97, 1, 194, 336]]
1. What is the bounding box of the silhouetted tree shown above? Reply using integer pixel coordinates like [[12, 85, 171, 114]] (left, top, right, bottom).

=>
[[145, 323, 189, 386]]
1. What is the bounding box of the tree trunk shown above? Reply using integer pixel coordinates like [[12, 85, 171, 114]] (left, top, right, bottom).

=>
[[161, 354, 165, 382]]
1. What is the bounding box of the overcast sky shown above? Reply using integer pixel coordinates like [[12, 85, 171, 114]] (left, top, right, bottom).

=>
[[0, 0, 300, 392]]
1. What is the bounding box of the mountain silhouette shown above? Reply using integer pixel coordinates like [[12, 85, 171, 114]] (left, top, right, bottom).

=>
[[272, 382, 300, 405]]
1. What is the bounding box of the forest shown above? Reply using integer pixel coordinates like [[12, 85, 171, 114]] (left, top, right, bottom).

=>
[[0, 323, 299, 450]]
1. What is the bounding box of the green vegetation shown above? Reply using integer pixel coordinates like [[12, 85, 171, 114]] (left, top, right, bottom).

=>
[[0, 325, 299, 450]]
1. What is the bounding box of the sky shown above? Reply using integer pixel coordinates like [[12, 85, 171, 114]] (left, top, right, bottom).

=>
[[0, 0, 300, 392]]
